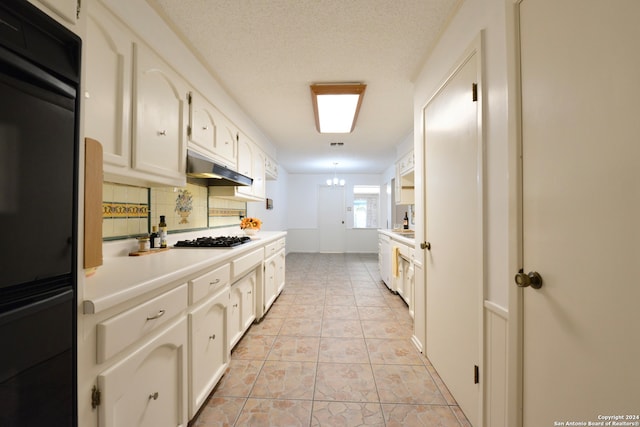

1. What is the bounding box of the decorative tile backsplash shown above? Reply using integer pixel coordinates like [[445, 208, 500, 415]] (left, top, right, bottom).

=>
[[102, 183, 149, 238], [208, 197, 246, 228], [150, 184, 208, 232], [102, 182, 246, 239]]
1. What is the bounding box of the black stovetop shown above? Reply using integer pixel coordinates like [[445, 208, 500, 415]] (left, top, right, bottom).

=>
[[173, 235, 251, 248]]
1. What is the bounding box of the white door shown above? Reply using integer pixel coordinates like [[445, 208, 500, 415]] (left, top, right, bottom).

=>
[[318, 185, 345, 253], [424, 39, 482, 426], [518, 0, 640, 424]]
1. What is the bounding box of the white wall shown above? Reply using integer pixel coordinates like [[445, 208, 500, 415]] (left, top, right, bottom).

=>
[[247, 171, 289, 233], [413, 0, 511, 425], [413, 0, 509, 309], [285, 173, 386, 253]]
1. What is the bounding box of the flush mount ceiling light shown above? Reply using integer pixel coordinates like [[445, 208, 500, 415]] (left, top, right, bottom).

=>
[[310, 83, 366, 133]]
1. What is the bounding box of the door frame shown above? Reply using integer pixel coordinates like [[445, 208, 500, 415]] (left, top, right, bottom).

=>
[[505, 1, 525, 426], [420, 32, 485, 426]]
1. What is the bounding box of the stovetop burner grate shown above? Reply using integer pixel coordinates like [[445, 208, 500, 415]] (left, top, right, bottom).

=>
[[173, 235, 251, 248]]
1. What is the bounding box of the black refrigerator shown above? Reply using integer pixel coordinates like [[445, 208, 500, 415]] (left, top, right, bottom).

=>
[[0, 1, 81, 425]]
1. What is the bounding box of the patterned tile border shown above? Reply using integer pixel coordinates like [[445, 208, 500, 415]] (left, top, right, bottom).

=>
[[209, 208, 246, 218], [103, 202, 149, 218]]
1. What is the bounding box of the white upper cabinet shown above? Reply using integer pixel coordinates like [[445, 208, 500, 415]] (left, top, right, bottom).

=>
[[265, 155, 278, 180], [236, 133, 265, 200], [132, 42, 187, 185], [188, 92, 237, 169], [395, 150, 415, 205], [85, 3, 186, 187], [85, 3, 131, 170], [211, 132, 266, 201], [251, 148, 266, 200], [31, 0, 78, 26]]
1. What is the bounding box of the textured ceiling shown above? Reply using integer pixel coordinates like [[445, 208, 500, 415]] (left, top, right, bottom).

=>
[[148, 0, 460, 174]]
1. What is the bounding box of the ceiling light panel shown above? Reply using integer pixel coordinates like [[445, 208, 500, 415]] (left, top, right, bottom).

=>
[[310, 83, 366, 134]]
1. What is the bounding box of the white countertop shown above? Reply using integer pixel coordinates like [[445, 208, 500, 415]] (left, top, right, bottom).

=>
[[83, 231, 286, 314], [379, 229, 416, 246]]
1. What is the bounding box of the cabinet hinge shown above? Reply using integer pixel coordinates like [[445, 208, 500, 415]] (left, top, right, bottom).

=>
[[474, 365, 480, 384], [187, 125, 192, 137], [91, 385, 101, 409], [472, 83, 478, 102], [187, 92, 192, 104]]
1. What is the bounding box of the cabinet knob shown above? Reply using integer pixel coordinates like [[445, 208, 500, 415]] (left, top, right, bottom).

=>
[[202, 125, 208, 130], [158, 130, 167, 136], [209, 334, 216, 340], [148, 392, 159, 401], [233, 303, 238, 308]]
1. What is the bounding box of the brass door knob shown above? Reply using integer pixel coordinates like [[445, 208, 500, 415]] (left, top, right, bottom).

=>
[[514, 271, 543, 289]]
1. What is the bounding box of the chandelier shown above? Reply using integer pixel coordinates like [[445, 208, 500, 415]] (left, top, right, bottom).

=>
[[326, 162, 345, 186]]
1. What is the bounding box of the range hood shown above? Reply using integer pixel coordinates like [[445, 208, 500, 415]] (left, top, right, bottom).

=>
[[186, 150, 252, 187]]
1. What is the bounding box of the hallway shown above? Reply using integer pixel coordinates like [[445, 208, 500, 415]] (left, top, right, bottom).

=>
[[193, 253, 470, 426]]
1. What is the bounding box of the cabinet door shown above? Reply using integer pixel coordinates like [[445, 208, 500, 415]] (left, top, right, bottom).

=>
[[213, 114, 238, 168], [132, 42, 186, 185], [237, 271, 257, 331], [188, 93, 237, 169], [188, 91, 216, 155], [251, 148, 266, 200], [188, 289, 228, 418], [263, 255, 278, 315], [378, 235, 391, 287], [236, 132, 254, 197], [228, 285, 242, 349], [85, 3, 131, 169], [275, 249, 285, 295], [98, 318, 188, 427]]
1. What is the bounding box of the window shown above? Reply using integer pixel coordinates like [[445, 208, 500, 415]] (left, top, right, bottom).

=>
[[353, 185, 379, 228]]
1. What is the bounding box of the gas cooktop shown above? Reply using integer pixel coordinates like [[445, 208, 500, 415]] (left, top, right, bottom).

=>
[[173, 235, 251, 248]]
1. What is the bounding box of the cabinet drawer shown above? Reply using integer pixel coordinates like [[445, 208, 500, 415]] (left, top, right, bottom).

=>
[[232, 248, 263, 280], [189, 263, 230, 305], [96, 284, 188, 363], [264, 238, 285, 258]]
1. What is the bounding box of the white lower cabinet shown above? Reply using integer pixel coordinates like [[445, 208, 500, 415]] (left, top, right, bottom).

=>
[[228, 270, 256, 350], [82, 235, 287, 427], [378, 234, 392, 288], [97, 317, 188, 427], [263, 243, 285, 317], [239, 272, 257, 332], [188, 287, 228, 419]]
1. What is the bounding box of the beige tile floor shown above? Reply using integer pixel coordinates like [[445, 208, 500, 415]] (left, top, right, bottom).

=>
[[193, 253, 471, 427]]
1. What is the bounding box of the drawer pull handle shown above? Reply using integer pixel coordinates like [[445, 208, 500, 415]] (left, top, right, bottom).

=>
[[210, 278, 220, 285], [149, 392, 159, 401], [146, 309, 165, 321], [209, 334, 216, 340]]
